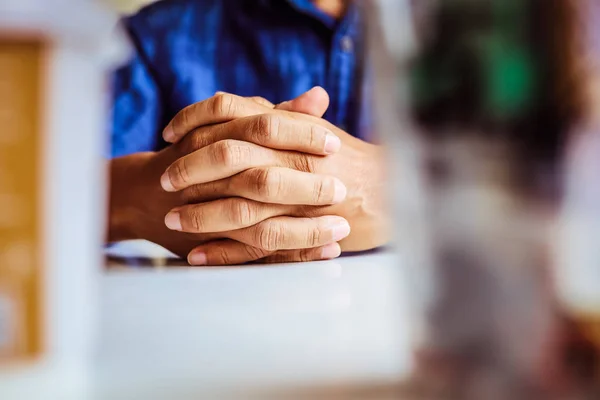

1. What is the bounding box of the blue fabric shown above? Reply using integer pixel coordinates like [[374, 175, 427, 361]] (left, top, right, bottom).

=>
[[110, 0, 369, 158]]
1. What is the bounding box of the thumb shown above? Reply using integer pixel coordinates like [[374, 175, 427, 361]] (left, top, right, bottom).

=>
[[276, 86, 330, 117]]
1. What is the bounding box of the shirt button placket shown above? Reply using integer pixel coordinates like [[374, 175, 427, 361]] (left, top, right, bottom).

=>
[[338, 36, 352, 132], [341, 35, 354, 53], [336, 33, 354, 131]]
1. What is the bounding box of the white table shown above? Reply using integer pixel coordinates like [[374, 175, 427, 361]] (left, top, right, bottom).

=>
[[95, 241, 414, 399]]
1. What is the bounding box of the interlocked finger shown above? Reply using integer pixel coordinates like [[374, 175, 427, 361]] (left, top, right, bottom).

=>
[[181, 167, 347, 206]]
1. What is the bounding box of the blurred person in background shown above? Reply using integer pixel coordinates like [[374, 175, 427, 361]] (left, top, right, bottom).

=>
[[108, 0, 389, 265]]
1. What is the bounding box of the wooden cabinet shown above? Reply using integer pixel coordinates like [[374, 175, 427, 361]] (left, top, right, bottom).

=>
[[0, 37, 45, 361]]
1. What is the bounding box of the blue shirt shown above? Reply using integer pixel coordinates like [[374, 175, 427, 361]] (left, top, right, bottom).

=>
[[111, 0, 369, 158]]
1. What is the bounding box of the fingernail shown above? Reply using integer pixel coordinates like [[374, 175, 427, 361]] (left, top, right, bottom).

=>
[[214, 91, 226, 95], [160, 172, 175, 192], [324, 134, 341, 154], [331, 220, 351, 241], [188, 251, 207, 266], [321, 243, 341, 259], [164, 211, 182, 231], [332, 179, 347, 203], [163, 124, 175, 142]]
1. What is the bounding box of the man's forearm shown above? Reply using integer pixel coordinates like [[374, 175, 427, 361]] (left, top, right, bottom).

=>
[[107, 152, 153, 242], [338, 143, 390, 251]]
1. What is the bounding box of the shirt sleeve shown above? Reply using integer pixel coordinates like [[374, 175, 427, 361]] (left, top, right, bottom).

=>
[[110, 19, 163, 158]]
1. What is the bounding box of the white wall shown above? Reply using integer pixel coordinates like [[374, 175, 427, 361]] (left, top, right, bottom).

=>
[[104, 0, 156, 13]]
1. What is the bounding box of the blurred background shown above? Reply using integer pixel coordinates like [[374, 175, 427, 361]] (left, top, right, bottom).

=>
[[1, 0, 600, 399], [105, 0, 152, 13]]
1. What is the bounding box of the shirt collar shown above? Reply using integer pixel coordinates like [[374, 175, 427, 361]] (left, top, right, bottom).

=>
[[286, 0, 336, 28], [257, 0, 355, 30]]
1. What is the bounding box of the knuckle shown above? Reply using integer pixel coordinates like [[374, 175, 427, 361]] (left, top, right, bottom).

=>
[[313, 177, 333, 204], [170, 158, 190, 187], [299, 249, 314, 263], [307, 225, 324, 247], [252, 96, 271, 107], [229, 199, 254, 226], [308, 124, 320, 149], [266, 253, 288, 264], [214, 140, 242, 168], [252, 114, 279, 143], [185, 207, 205, 232], [212, 93, 236, 117], [293, 154, 317, 173], [178, 105, 194, 131], [213, 141, 231, 165], [257, 221, 283, 251], [267, 114, 281, 141], [242, 244, 268, 260], [254, 168, 282, 199], [214, 244, 232, 265]]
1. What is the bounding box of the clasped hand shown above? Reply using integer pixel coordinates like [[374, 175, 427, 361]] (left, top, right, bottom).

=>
[[116, 87, 386, 265]]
